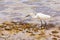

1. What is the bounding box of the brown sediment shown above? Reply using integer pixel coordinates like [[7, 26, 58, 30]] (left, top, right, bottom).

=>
[[52, 38, 57, 40], [52, 30, 59, 34], [0, 21, 60, 40]]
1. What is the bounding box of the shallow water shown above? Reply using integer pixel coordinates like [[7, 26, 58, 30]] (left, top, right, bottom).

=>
[[0, 0, 60, 25]]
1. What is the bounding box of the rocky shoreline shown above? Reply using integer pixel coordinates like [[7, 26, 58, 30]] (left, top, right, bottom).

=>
[[0, 21, 59, 40]]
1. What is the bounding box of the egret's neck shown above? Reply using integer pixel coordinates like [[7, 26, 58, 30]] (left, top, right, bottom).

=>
[[30, 13, 36, 18]]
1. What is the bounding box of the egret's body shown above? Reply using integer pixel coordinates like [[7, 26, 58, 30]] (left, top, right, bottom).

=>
[[29, 13, 51, 28], [30, 13, 51, 20]]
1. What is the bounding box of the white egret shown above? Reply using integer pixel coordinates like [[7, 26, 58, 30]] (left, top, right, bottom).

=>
[[29, 12, 51, 28], [30, 13, 51, 20]]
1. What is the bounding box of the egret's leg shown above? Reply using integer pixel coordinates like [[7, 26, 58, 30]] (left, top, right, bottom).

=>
[[40, 20, 47, 29], [43, 20, 47, 28]]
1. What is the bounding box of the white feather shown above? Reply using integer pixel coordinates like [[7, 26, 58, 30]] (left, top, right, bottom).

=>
[[30, 13, 51, 20]]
